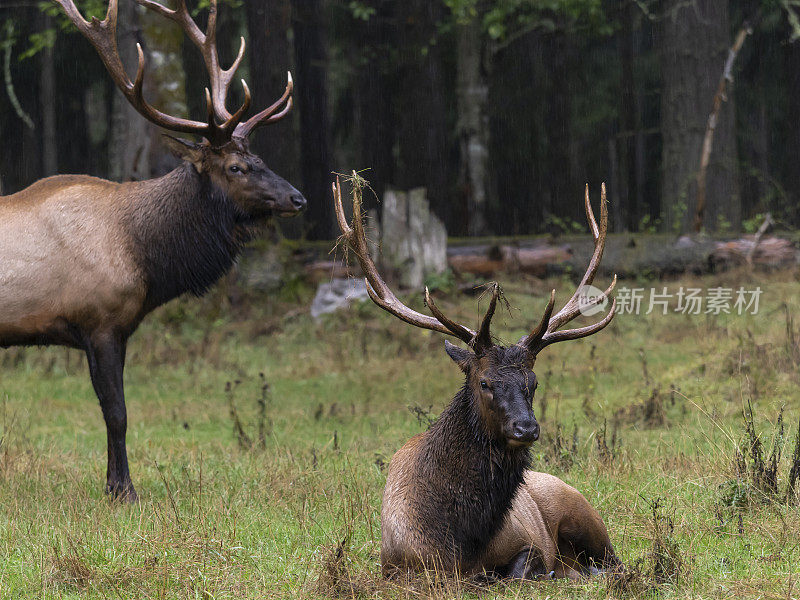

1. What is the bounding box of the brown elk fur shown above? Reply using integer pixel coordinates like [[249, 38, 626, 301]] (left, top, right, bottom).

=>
[[380, 344, 621, 579], [0, 140, 304, 501], [0, 0, 305, 502]]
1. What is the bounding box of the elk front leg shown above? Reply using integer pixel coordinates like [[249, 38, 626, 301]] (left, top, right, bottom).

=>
[[85, 334, 137, 502]]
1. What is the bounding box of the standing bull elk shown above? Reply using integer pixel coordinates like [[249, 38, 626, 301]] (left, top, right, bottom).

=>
[[333, 177, 622, 579], [0, 0, 305, 501]]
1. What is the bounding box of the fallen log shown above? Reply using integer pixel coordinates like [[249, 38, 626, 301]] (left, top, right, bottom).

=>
[[288, 233, 797, 292], [450, 234, 797, 280], [447, 243, 571, 277], [711, 236, 796, 270]]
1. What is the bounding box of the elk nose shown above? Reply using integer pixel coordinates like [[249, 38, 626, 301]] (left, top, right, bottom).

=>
[[512, 419, 539, 443], [290, 194, 307, 211]]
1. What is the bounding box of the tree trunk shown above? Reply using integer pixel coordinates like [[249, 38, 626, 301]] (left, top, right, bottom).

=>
[[456, 16, 490, 236], [108, 1, 151, 181], [395, 0, 453, 227], [782, 30, 800, 227], [245, 0, 297, 182], [544, 33, 579, 226], [350, 2, 397, 214], [488, 31, 546, 235], [292, 0, 334, 239], [40, 14, 57, 176], [618, 0, 642, 231], [660, 0, 739, 233]]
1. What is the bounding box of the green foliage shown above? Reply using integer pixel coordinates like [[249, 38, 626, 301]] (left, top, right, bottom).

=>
[[742, 213, 767, 234], [5, 0, 109, 60], [423, 268, 456, 294], [544, 213, 583, 234], [347, 1, 377, 21], [719, 477, 751, 508], [444, 0, 612, 41], [17, 29, 56, 61]]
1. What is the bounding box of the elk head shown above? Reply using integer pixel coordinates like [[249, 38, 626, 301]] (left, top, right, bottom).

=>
[[56, 0, 306, 219], [163, 137, 306, 220], [332, 176, 616, 449]]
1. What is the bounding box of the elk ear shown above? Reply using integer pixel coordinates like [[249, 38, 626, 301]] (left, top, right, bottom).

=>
[[162, 135, 205, 172], [444, 340, 473, 371]]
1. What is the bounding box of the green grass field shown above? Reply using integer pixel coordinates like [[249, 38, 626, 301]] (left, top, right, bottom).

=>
[[1, 266, 799, 599]]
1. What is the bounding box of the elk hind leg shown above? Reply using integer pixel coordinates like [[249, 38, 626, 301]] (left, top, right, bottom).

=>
[[501, 546, 553, 580], [85, 334, 137, 502], [556, 513, 623, 576]]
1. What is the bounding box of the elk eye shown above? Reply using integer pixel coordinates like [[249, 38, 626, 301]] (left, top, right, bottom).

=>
[[229, 165, 242, 174], [480, 380, 489, 390]]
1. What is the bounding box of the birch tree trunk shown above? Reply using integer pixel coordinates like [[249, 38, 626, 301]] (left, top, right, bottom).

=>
[[456, 17, 490, 236]]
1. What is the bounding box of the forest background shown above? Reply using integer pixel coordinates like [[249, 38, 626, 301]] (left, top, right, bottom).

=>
[[0, 0, 797, 239]]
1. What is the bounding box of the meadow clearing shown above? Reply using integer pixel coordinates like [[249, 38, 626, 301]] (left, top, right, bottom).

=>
[[0, 260, 798, 599]]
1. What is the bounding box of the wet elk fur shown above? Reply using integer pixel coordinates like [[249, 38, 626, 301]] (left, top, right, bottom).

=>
[[0, 0, 305, 501], [333, 177, 622, 579]]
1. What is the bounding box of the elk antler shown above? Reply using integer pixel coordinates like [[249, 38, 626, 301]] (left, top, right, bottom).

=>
[[332, 175, 500, 355], [55, 0, 292, 146], [523, 184, 617, 358]]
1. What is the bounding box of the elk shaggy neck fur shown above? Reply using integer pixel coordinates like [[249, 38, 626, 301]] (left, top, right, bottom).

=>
[[124, 163, 254, 310], [410, 357, 532, 570]]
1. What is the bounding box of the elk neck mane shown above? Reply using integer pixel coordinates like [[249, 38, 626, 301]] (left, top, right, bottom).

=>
[[414, 364, 531, 568], [123, 162, 254, 309]]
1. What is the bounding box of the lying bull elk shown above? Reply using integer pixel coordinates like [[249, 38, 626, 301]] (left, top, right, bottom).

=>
[[0, 0, 306, 501], [333, 177, 622, 579]]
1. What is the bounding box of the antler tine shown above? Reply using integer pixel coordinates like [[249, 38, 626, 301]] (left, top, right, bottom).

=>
[[472, 283, 500, 353], [233, 73, 294, 140], [135, 0, 250, 136], [548, 183, 609, 331], [56, 0, 212, 137], [525, 289, 556, 348], [525, 282, 617, 357], [60, 0, 287, 144], [424, 288, 476, 344], [523, 184, 616, 358], [195, 0, 250, 131], [536, 299, 617, 347], [585, 183, 600, 239], [332, 176, 476, 346]]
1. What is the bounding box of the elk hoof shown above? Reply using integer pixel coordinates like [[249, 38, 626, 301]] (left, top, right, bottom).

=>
[[106, 482, 139, 503]]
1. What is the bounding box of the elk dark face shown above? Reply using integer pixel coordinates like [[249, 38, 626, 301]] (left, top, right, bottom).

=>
[[445, 341, 540, 448], [165, 137, 306, 220]]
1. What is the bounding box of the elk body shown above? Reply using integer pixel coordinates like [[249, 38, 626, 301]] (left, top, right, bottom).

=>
[[0, 0, 305, 501], [334, 178, 622, 579]]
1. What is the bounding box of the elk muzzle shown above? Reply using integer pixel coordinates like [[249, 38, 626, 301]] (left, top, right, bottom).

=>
[[260, 172, 306, 218], [501, 387, 539, 447], [236, 172, 307, 220], [509, 418, 539, 446]]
